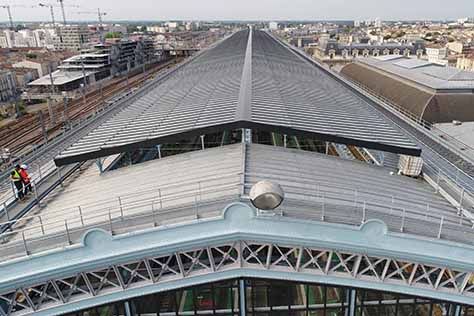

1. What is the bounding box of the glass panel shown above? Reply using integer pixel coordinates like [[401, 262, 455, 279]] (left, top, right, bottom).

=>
[[415, 304, 431, 316], [364, 305, 379, 316], [308, 285, 324, 309], [214, 284, 234, 312], [289, 284, 307, 310], [291, 311, 307, 316], [269, 281, 289, 309], [380, 305, 397, 316], [158, 291, 177, 314], [398, 304, 414, 316], [327, 307, 345, 316], [176, 289, 194, 314], [253, 284, 269, 308], [308, 309, 324, 316], [326, 287, 345, 307], [195, 286, 213, 311], [132, 293, 159, 316], [464, 307, 474, 316]]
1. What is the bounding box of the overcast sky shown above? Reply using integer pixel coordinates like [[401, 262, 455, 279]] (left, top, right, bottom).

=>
[[3, 0, 474, 22]]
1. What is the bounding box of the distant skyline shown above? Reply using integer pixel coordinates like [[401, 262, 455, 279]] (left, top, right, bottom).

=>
[[1, 0, 474, 23]]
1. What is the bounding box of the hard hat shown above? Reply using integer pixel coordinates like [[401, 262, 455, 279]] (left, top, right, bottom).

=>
[[20, 164, 28, 170]]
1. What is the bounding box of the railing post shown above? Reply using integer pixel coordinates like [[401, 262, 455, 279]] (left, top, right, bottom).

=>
[[22, 231, 29, 255], [108, 209, 113, 234], [57, 168, 63, 187], [158, 188, 163, 209], [390, 195, 394, 213], [198, 181, 202, 202], [321, 194, 325, 221], [3, 202, 9, 222], [33, 182, 40, 206], [39, 216, 45, 235], [194, 195, 199, 219], [65, 220, 71, 245], [37, 163, 42, 180], [78, 206, 84, 226], [118, 196, 124, 219], [459, 188, 465, 211], [353, 190, 358, 209], [362, 201, 366, 224], [151, 202, 158, 227], [438, 216, 444, 239], [435, 170, 441, 193], [400, 209, 406, 233]]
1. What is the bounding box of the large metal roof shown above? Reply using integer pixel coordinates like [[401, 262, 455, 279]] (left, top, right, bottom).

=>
[[359, 56, 474, 90], [54, 29, 420, 166]]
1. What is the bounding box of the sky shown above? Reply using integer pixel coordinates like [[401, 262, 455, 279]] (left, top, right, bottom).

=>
[[2, 0, 474, 22]]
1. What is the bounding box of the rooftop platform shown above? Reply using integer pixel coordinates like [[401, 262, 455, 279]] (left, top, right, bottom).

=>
[[1, 143, 470, 263], [53, 30, 421, 166], [28, 70, 97, 86]]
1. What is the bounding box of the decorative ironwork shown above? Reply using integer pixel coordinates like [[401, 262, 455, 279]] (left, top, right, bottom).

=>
[[1, 241, 473, 315]]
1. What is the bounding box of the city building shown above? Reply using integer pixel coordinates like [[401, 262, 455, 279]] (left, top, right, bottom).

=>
[[0, 28, 56, 49], [10, 67, 39, 90], [54, 25, 91, 51], [269, 21, 279, 30], [26, 38, 157, 97], [456, 54, 474, 71], [425, 44, 448, 65], [311, 38, 425, 64], [446, 41, 473, 55], [0, 70, 17, 103], [341, 55, 474, 123], [12, 58, 59, 77], [1, 29, 474, 316]]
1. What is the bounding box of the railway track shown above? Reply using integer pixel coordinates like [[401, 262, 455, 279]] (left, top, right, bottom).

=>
[[0, 59, 179, 165]]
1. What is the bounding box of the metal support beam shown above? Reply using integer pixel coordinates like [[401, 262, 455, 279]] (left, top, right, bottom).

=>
[[157, 145, 162, 159], [200, 135, 205, 150], [349, 289, 356, 316], [124, 301, 132, 316], [239, 279, 246, 316], [95, 159, 104, 174]]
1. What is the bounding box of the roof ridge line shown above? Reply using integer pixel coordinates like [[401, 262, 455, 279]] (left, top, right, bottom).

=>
[[235, 27, 253, 121]]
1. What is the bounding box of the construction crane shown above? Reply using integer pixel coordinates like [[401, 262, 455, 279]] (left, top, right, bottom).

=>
[[0, 5, 14, 29], [75, 9, 107, 42], [38, 3, 56, 25], [38, 2, 78, 25], [57, 0, 66, 24], [76, 8, 106, 25], [0, 4, 36, 29]]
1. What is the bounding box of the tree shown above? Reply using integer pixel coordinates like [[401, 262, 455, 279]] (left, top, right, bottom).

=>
[[25, 53, 37, 59], [105, 32, 122, 39]]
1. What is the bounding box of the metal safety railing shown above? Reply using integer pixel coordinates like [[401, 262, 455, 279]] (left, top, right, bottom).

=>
[[2, 169, 474, 263], [339, 76, 474, 200], [345, 77, 474, 164], [0, 179, 241, 263], [0, 161, 58, 218], [243, 183, 474, 244]]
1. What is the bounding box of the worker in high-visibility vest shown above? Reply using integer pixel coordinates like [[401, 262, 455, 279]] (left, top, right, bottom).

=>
[[10, 168, 24, 201], [18, 164, 31, 195]]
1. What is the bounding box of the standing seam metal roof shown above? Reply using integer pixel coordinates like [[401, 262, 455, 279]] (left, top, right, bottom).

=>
[[54, 29, 420, 166]]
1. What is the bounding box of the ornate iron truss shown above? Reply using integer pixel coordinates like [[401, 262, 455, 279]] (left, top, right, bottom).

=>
[[2, 240, 474, 316]]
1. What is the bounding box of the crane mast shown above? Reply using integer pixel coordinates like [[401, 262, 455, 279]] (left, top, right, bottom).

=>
[[0, 5, 14, 29]]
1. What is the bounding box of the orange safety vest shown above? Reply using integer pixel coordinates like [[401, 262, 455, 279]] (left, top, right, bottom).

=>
[[19, 169, 30, 183]]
